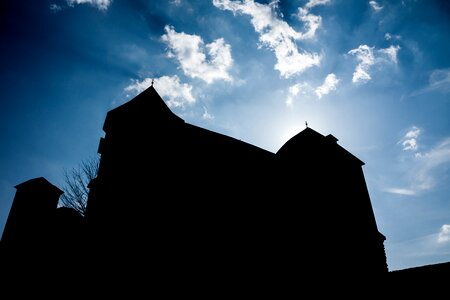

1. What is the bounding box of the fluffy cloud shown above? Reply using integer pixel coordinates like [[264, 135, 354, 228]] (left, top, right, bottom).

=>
[[305, 0, 331, 9], [161, 26, 233, 84], [297, 8, 322, 40], [125, 75, 195, 108], [369, 1, 383, 12], [213, 0, 321, 78], [348, 44, 400, 84], [400, 126, 421, 151], [348, 45, 375, 83], [379, 45, 401, 64], [315, 73, 339, 98], [285, 74, 338, 104], [438, 224, 450, 243], [287, 83, 301, 106], [286, 82, 312, 106], [286, 83, 302, 106], [67, 0, 112, 10]]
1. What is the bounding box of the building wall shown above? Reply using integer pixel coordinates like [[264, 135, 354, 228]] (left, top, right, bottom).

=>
[[1, 178, 62, 244], [85, 87, 387, 277]]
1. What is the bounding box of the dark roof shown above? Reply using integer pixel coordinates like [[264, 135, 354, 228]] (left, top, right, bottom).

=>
[[103, 85, 183, 133], [184, 122, 275, 158], [276, 127, 364, 165], [103, 86, 364, 166], [14, 177, 63, 195], [277, 127, 324, 153], [390, 261, 450, 276]]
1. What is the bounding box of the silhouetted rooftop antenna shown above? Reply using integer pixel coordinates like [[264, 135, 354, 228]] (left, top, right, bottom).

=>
[[151, 79, 154, 86], [305, 121, 308, 128]]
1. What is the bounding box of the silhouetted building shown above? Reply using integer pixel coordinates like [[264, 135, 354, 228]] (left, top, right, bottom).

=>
[[6, 85, 450, 291], [1, 178, 85, 289], [277, 127, 387, 275], [1, 177, 63, 244], [53, 207, 85, 244], [85, 85, 388, 280]]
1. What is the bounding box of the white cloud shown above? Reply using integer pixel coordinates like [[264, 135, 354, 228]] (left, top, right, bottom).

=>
[[400, 126, 421, 151], [124, 78, 153, 94], [438, 225, 450, 243], [315, 73, 339, 98], [67, 0, 112, 10], [305, 0, 331, 9], [369, 1, 383, 12], [202, 106, 214, 120], [50, 4, 62, 12], [171, 0, 182, 5], [405, 128, 421, 139], [161, 25, 233, 84], [286, 75, 338, 104], [297, 8, 322, 40], [348, 45, 375, 84], [403, 139, 418, 151], [379, 45, 401, 64], [124, 75, 195, 108], [287, 84, 301, 106], [385, 188, 416, 196], [385, 33, 401, 41], [388, 134, 450, 195], [213, 0, 321, 78], [286, 82, 312, 106], [348, 44, 400, 84]]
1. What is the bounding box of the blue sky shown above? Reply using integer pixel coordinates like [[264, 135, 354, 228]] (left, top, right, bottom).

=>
[[1, 0, 450, 271]]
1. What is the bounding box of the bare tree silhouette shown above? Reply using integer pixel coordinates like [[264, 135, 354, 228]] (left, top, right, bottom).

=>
[[59, 156, 99, 216]]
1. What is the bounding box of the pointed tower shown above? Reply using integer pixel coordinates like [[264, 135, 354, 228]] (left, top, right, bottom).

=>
[[84, 85, 277, 276], [276, 127, 387, 274], [86, 86, 185, 234]]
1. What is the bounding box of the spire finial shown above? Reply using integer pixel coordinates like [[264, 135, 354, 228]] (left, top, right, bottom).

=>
[[305, 121, 308, 128], [151, 78, 154, 86]]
